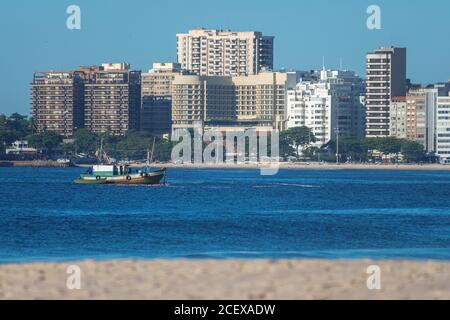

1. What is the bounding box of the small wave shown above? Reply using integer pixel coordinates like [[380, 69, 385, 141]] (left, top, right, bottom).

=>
[[253, 183, 319, 188]]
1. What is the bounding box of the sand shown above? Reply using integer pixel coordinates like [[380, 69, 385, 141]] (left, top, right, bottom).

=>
[[1, 259, 449, 300]]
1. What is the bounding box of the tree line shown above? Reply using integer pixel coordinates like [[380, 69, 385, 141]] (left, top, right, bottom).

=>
[[279, 126, 429, 163], [1, 114, 430, 163], [0, 114, 174, 161]]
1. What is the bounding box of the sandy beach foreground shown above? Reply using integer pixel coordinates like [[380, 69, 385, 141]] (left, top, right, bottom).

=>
[[1, 259, 449, 300]]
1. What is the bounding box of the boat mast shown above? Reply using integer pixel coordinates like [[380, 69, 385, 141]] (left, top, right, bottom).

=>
[[150, 137, 156, 164], [98, 137, 104, 164]]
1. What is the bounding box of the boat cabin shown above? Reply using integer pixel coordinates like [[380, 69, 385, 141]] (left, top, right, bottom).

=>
[[92, 164, 130, 177]]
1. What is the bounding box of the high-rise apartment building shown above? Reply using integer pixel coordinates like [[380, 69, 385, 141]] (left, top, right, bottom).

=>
[[286, 69, 366, 146], [31, 71, 84, 137], [424, 89, 439, 153], [406, 89, 426, 145], [176, 29, 274, 76], [171, 72, 295, 131], [365, 47, 406, 137], [405, 88, 440, 153], [140, 63, 189, 135], [389, 97, 407, 139], [83, 65, 141, 135]]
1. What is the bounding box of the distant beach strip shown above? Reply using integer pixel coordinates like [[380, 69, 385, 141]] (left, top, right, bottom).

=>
[[2, 160, 450, 170]]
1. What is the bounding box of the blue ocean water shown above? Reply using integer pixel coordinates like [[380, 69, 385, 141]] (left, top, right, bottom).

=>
[[1, 167, 450, 263]]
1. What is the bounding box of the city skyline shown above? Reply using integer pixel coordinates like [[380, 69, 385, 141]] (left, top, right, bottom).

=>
[[0, 0, 449, 115]]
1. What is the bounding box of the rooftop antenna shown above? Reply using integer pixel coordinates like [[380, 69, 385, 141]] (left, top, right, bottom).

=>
[[339, 57, 343, 71]]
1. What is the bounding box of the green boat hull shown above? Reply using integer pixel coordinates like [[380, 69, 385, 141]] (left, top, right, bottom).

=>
[[74, 169, 166, 185]]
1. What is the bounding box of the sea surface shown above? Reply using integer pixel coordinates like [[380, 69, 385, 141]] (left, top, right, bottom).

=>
[[1, 167, 450, 263]]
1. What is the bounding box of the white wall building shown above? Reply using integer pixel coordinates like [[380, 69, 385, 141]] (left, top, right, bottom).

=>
[[286, 69, 365, 146], [5, 140, 37, 155], [435, 94, 450, 163]]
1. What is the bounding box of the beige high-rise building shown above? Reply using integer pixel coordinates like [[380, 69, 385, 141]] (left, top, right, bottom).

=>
[[31, 71, 84, 137], [171, 72, 295, 131], [406, 89, 427, 145], [141, 63, 182, 97], [140, 63, 189, 135], [365, 47, 406, 137], [83, 66, 141, 135], [177, 29, 274, 76]]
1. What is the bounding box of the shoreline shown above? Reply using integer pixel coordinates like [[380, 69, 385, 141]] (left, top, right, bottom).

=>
[[1, 258, 449, 299], [156, 162, 450, 171], [3, 160, 450, 171]]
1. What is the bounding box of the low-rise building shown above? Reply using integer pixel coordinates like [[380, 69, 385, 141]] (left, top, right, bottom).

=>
[[5, 140, 38, 155]]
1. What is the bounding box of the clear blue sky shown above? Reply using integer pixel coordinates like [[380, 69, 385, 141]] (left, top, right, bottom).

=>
[[0, 0, 449, 115]]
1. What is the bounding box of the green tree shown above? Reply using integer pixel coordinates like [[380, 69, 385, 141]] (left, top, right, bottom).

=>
[[114, 130, 155, 160], [401, 140, 426, 163], [153, 138, 175, 161], [8, 113, 31, 136], [27, 131, 63, 154], [0, 115, 11, 146], [376, 137, 403, 155], [72, 129, 99, 155], [362, 137, 403, 162], [0, 113, 32, 146], [339, 136, 369, 162], [302, 146, 320, 161], [280, 126, 316, 159]]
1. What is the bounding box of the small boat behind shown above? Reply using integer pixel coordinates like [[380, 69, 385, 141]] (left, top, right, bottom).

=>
[[74, 164, 166, 185]]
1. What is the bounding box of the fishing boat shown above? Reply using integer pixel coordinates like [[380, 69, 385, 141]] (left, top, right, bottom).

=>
[[74, 137, 166, 185], [74, 164, 166, 185]]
